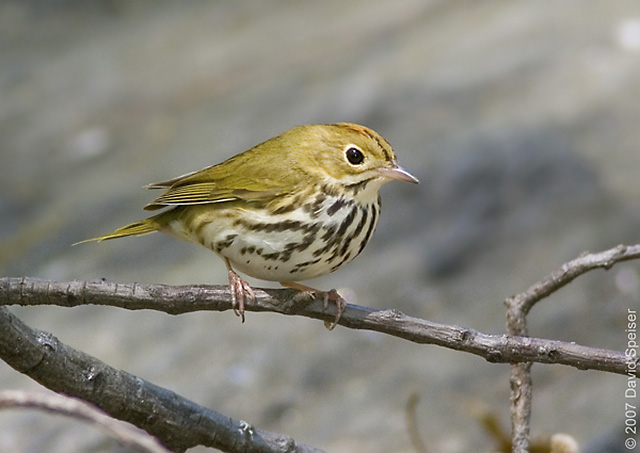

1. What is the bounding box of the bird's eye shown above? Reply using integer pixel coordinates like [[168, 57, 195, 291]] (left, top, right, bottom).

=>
[[345, 147, 365, 165]]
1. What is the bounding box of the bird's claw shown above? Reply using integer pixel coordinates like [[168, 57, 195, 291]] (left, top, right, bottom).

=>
[[228, 268, 255, 322], [321, 289, 346, 331], [280, 282, 346, 330]]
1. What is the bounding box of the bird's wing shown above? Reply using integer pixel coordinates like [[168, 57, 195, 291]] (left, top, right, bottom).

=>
[[143, 149, 301, 211], [144, 182, 285, 210]]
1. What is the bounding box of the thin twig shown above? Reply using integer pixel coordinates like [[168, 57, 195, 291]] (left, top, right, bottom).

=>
[[405, 392, 428, 453], [507, 244, 640, 326], [503, 243, 640, 453], [0, 390, 170, 453]]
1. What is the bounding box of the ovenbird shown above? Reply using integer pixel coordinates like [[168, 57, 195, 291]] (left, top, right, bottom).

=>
[[80, 123, 418, 329]]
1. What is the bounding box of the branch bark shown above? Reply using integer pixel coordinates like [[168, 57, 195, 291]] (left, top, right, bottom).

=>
[[504, 244, 640, 453], [0, 244, 638, 452], [1, 276, 635, 376], [0, 306, 321, 453]]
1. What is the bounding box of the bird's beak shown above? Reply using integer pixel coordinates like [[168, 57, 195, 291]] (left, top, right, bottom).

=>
[[378, 162, 420, 184]]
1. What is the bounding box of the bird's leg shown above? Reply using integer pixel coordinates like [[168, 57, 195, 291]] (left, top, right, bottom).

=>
[[280, 281, 346, 330], [224, 257, 255, 322]]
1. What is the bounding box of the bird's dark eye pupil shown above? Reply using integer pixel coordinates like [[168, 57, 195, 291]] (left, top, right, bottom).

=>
[[346, 147, 364, 165]]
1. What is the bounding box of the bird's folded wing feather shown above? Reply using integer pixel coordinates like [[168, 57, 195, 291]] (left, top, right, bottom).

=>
[[143, 156, 297, 211], [144, 183, 285, 210]]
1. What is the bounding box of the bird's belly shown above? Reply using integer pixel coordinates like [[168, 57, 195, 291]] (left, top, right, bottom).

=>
[[173, 198, 380, 282]]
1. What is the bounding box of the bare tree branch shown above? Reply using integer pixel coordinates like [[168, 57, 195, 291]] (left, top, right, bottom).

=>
[[405, 392, 428, 453], [507, 362, 532, 453], [507, 244, 640, 326], [0, 244, 638, 451], [0, 390, 171, 453], [0, 307, 322, 453], [504, 243, 640, 453], [1, 276, 636, 376]]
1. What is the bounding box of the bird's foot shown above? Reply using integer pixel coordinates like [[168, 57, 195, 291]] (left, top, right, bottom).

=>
[[280, 282, 346, 330], [225, 261, 255, 323]]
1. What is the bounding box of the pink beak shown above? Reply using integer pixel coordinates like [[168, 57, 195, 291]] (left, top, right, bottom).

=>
[[378, 162, 419, 184]]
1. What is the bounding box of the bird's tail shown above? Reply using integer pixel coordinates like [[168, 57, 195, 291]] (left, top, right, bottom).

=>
[[74, 217, 161, 245]]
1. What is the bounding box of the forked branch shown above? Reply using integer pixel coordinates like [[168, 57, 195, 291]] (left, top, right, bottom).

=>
[[0, 244, 638, 452], [504, 244, 640, 453]]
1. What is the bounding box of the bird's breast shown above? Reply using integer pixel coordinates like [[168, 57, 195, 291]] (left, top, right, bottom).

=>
[[167, 193, 381, 282]]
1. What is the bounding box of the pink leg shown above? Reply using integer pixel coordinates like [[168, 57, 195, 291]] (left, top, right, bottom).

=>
[[280, 281, 346, 330], [224, 257, 255, 322]]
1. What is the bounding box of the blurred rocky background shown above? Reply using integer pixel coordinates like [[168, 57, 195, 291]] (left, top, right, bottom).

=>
[[1, 1, 639, 451]]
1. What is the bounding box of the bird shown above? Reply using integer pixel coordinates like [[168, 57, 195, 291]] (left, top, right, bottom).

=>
[[79, 123, 418, 329]]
